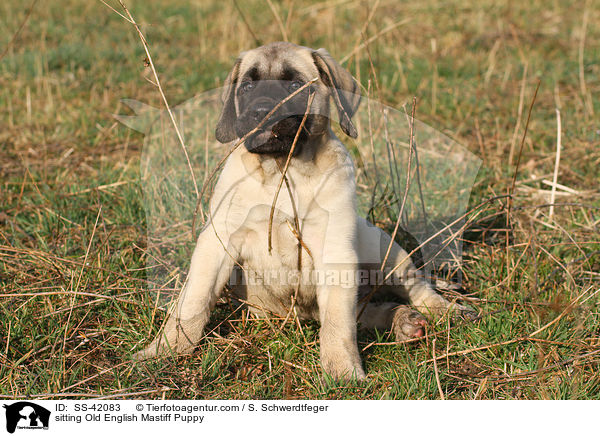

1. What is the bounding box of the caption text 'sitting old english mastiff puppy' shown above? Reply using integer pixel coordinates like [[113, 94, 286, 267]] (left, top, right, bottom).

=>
[[135, 42, 474, 380]]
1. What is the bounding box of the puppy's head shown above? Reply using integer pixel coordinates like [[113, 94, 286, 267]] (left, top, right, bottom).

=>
[[215, 42, 361, 155]]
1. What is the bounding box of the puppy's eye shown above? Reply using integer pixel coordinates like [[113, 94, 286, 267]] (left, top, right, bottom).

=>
[[240, 81, 255, 93], [289, 81, 303, 92]]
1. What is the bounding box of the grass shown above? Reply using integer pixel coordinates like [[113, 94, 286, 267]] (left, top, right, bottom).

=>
[[1, 0, 599, 399]]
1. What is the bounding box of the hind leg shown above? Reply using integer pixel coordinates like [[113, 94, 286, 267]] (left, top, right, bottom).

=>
[[356, 217, 475, 320], [358, 302, 427, 341]]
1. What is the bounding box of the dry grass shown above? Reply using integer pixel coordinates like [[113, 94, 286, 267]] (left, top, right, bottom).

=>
[[0, 0, 599, 399]]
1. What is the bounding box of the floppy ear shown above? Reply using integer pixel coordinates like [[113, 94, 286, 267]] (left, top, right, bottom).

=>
[[312, 48, 361, 138], [215, 58, 242, 143]]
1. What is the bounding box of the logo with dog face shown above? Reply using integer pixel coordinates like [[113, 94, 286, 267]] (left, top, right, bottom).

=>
[[2, 402, 50, 434]]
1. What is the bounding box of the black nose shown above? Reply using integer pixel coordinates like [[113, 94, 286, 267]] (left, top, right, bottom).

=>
[[252, 105, 272, 122]]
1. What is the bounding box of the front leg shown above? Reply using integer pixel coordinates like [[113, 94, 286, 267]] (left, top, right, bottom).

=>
[[317, 271, 365, 381], [134, 225, 237, 359], [309, 211, 365, 381]]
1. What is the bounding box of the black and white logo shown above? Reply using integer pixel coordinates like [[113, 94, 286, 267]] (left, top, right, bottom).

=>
[[2, 402, 50, 434]]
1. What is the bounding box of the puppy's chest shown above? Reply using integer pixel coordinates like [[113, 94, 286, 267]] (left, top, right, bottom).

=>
[[234, 188, 319, 313], [228, 174, 323, 269], [237, 199, 314, 263]]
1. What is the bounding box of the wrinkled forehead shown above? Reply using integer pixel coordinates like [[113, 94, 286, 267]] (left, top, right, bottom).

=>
[[239, 46, 318, 82]]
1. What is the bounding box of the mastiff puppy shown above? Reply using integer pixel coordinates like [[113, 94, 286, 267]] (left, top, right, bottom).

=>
[[136, 42, 471, 380]]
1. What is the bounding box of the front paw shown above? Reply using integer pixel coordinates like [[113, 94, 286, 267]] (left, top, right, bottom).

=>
[[133, 315, 204, 360], [321, 357, 366, 381], [320, 341, 365, 381]]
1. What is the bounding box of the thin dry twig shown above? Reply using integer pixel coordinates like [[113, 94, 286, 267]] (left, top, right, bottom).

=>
[[508, 63, 528, 167], [548, 108, 562, 221], [432, 337, 445, 399], [340, 18, 411, 64], [490, 349, 600, 381], [266, 0, 288, 41], [232, 0, 261, 46], [278, 176, 310, 331], [385, 98, 417, 258], [505, 79, 541, 286], [0, 0, 39, 62], [98, 0, 132, 23], [508, 79, 541, 210], [578, 0, 594, 117], [343, 0, 381, 68], [61, 362, 130, 392], [357, 98, 417, 319], [111, 0, 199, 200], [0, 291, 136, 304], [267, 91, 316, 253]]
